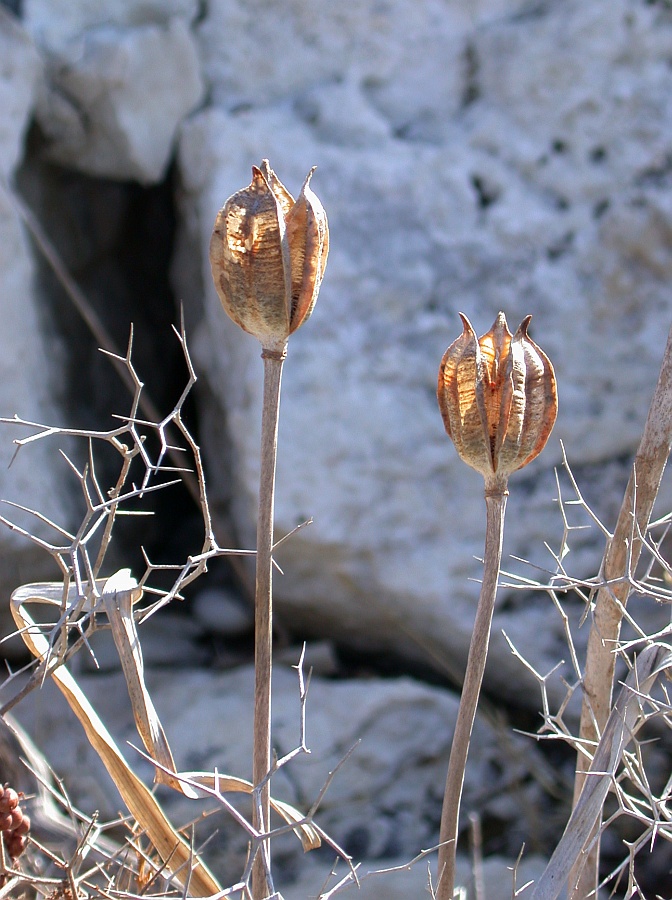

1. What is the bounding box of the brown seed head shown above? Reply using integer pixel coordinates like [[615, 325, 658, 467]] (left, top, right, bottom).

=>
[[0, 788, 19, 814], [437, 312, 557, 490], [4, 830, 27, 860], [209, 160, 329, 352]]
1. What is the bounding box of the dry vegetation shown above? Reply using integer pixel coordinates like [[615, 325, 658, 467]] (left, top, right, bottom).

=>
[[0, 171, 672, 900]]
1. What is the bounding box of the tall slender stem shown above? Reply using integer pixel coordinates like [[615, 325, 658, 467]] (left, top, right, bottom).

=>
[[252, 347, 285, 900], [436, 484, 508, 900], [569, 322, 672, 899]]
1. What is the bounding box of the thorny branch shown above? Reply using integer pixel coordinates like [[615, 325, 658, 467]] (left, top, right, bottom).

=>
[[0, 333, 357, 899], [502, 448, 672, 897], [0, 328, 254, 725]]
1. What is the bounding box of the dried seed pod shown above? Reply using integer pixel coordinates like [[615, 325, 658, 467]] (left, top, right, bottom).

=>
[[437, 312, 557, 491], [0, 785, 29, 860], [4, 831, 27, 860], [209, 160, 329, 352], [12, 815, 29, 838], [0, 788, 19, 813]]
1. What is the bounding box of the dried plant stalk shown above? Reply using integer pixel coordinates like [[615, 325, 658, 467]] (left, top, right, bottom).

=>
[[436, 313, 556, 900], [436, 491, 507, 900], [210, 162, 328, 899], [535, 643, 672, 900], [101, 570, 200, 797], [253, 349, 285, 898], [570, 322, 672, 899]]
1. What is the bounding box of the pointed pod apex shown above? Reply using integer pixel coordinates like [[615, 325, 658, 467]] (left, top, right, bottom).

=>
[[209, 161, 329, 351], [301, 166, 318, 190], [249, 165, 274, 196], [458, 311, 476, 337], [257, 159, 278, 189], [516, 314, 533, 338], [437, 312, 558, 487], [488, 311, 513, 348]]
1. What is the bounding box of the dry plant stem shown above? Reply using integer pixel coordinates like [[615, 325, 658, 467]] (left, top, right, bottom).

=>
[[437, 481, 508, 900], [570, 322, 672, 900], [252, 347, 285, 900]]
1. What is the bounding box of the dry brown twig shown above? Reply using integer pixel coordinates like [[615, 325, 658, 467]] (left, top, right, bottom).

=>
[[0, 328, 333, 898], [531, 642, 672, 900]]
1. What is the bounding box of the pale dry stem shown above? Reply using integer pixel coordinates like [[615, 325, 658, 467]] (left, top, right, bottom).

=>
[[436, 487, 508, 900], [252, 350, 285, 900], [570, 322, 672, 899]]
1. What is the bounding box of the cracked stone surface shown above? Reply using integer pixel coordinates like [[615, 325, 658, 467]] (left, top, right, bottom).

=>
[[176, 0, 672, 703], [3, 0, 671, 700], [0, 11, 76, 643], [25, 4, 204, 182]]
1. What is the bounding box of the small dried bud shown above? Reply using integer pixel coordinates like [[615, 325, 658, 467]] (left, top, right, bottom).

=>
[[209, 160, 329, 352], [12, 815, 30, 838], [0, 789, 18, 814], [0, 786, 29, 860], [4, 831, 27, 860], [437, 312, 557, 490]]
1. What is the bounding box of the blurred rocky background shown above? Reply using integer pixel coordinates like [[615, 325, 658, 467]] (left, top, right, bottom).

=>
[[2, 0, 672, 894]]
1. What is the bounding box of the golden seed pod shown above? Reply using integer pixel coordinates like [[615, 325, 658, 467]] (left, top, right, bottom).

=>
[[209, 159, 329, 352], [437, 312, 558, 489]]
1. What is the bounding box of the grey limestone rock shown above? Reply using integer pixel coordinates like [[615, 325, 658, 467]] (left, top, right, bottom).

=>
[[0, 11, 76, 645], [25, 8, 204, 183], [174, 0, 672, 703]]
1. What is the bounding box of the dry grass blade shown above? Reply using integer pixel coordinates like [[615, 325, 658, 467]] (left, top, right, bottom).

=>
[[100, 570, 199, 799], [532, 642, 672, 900], [10, 579, 222, 897]]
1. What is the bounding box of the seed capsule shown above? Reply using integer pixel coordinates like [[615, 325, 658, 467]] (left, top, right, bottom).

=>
[[437, 312, 557, 490], [209, 160, 329, 352], [4, 831, 27, 860], [1, 788, 19, 812]]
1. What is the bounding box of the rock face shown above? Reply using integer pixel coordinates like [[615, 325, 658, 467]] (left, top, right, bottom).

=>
[[0, 9, 40, 177], [0, 10, 77, 644], [22, 0, 198, 48], [176, 0, 672, 700], [24, 1, 204, 183]]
